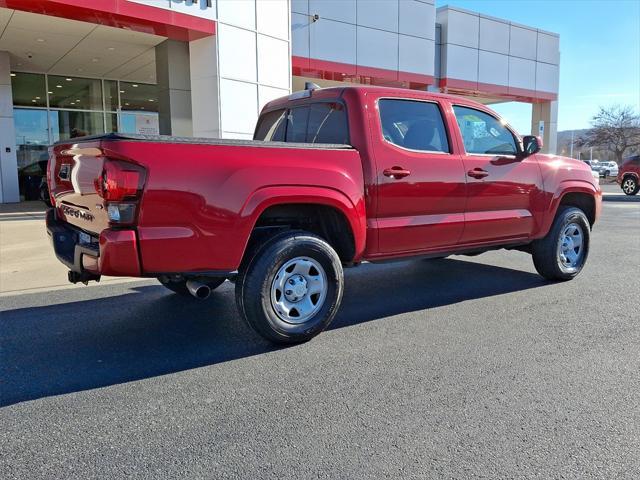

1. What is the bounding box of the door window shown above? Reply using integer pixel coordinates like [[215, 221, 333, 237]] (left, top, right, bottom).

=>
[[453, 106, 518, 155], [378, 99, 449, 153]]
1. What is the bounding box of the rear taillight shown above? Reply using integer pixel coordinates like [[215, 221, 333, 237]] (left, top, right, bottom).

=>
[[95, 160, 146, 201], [95, 159, 147, 225]]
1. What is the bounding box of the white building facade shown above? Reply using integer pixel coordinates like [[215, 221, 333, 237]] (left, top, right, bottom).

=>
[[0, 0, 559, 203]]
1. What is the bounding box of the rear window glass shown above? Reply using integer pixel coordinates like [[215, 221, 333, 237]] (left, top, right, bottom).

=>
[[255, 102, 349, 145], [254, 109, 286, 141], [285, 106, 310, 143], [306, 103, 349, 144]]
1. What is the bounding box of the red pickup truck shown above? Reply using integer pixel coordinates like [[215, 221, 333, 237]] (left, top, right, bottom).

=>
[[46, 85, 602, 343]]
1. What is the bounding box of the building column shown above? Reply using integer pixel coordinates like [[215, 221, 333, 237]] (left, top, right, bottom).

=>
[[531, 100, 558, 155], [155, 40, 193, 136], [0, 51, 19, 203], [189, 35, 220, 138]]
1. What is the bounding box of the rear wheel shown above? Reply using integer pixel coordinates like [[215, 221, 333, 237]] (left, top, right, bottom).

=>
[[158, 277, 225, 296], [531, 206, 590, 281], [236, 231, 343, 344], [621, 176, 639, 195]]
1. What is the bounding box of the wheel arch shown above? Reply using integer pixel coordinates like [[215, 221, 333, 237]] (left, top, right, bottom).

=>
[[540, 182, 601, 236], [239, 186, 367, 264]]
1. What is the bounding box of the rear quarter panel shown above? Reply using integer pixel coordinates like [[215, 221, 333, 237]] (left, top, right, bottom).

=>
[[104, 140, 365, 273]]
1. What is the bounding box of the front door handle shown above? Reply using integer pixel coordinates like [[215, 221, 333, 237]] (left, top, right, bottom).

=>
[[383, 167, 411, 179], [467, 168, 489, 179]]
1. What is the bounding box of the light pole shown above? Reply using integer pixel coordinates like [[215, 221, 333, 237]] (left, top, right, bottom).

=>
[[570, 130, 574, 158]]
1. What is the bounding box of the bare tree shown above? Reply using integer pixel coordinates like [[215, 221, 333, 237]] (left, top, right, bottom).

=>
[[576, 105, 640, 163]]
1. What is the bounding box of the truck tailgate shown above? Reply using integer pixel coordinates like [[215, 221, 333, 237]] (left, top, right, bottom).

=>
[[48, 141, 110, 235]]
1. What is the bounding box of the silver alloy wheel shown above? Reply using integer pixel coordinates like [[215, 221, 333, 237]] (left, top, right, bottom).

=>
[[622, 178, 637, 194], [557, 222, 584, 272], [270, 257, 327, 324]]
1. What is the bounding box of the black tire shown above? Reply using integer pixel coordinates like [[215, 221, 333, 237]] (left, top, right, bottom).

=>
[[235, 230, 344, 344], [531, 206, 590, 281], [40, 186, 52, 207], [621, 176, 639, 196], [158, 277, 225, 296]]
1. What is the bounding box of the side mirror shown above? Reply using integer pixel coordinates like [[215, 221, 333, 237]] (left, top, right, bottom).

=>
[[522, 135, 543, 156]]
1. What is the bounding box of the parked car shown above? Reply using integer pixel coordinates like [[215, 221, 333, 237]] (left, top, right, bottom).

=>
[[617, 155, 640, 195], [18, 159, 49, 203], [583, 160, 604, 176], [46, 85, 602, 344], [598, 161, 618, 178]]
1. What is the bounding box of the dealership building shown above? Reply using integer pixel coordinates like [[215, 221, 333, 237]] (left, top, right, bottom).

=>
[[0, 0, 559, 203]]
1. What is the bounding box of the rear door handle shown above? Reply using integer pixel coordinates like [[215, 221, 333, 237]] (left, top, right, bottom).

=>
[[467, 168, 489, 179], [383, 167, 411, 179]]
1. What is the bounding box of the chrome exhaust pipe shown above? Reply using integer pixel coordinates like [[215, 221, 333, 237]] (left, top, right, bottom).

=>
[[186, 280, 211, 299]]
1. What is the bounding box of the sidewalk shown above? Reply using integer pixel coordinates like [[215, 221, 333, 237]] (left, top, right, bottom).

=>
[[0, 201, 135, 295]]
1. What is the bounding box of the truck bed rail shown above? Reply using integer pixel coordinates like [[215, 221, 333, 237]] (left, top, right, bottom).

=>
[[55, 133, 354, 150]]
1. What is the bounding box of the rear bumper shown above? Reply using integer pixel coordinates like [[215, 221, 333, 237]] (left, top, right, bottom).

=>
[[46, 209, 141, 278]]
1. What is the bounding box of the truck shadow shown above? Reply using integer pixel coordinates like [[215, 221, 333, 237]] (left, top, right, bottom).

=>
[[0, 258, 546, 407]]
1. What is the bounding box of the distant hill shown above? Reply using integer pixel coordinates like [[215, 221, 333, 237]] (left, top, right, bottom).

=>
[[556, 129, 612, 161]]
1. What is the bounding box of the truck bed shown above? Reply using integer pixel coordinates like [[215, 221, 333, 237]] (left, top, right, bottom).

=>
[[48, 131, 365, 275]]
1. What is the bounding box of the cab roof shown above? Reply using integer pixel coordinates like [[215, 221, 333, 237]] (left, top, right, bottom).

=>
[[263, 84, 484, 111]]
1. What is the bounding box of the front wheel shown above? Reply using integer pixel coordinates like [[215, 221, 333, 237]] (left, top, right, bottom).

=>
[[531, 206, 590, 281], [236, 231, 344, 344], [621, 176, 639, 195]]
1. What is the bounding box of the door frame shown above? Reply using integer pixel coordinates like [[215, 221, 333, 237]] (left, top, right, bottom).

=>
[[367, 93, 468, 257]]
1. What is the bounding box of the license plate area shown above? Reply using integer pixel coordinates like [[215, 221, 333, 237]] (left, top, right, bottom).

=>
[[78, 231, 92, 245]]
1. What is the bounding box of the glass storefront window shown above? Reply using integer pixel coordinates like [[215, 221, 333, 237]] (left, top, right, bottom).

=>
[[106, 113, 118, 133], [14, 109, 50, 201], [14, 109, 49, 169], [104, 80, 119, 112], [120, 81, 159, 112], [49, 110, 105, 142], [48, 76, 103, 111], [11, 73, 160, 199], [119, 112, 160, 135], [11, 73, 47, 108]]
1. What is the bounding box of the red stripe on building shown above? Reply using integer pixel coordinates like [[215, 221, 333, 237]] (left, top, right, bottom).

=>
[[293, 56, 434, 91], [440, 77, 557, 103], [0, 0, 216, 41]]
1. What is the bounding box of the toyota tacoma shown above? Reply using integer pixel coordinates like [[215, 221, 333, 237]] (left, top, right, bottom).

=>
[[46, 85, 602, 343]]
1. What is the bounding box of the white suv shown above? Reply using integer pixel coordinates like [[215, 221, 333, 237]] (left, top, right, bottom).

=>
[[599, 161, 618, 178]]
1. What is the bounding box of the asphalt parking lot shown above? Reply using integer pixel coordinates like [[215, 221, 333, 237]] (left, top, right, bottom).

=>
[[1, 187, 639, 479]]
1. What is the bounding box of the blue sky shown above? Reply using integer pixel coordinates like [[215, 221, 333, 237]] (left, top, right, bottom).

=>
[[436, 0, 640, 133]]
